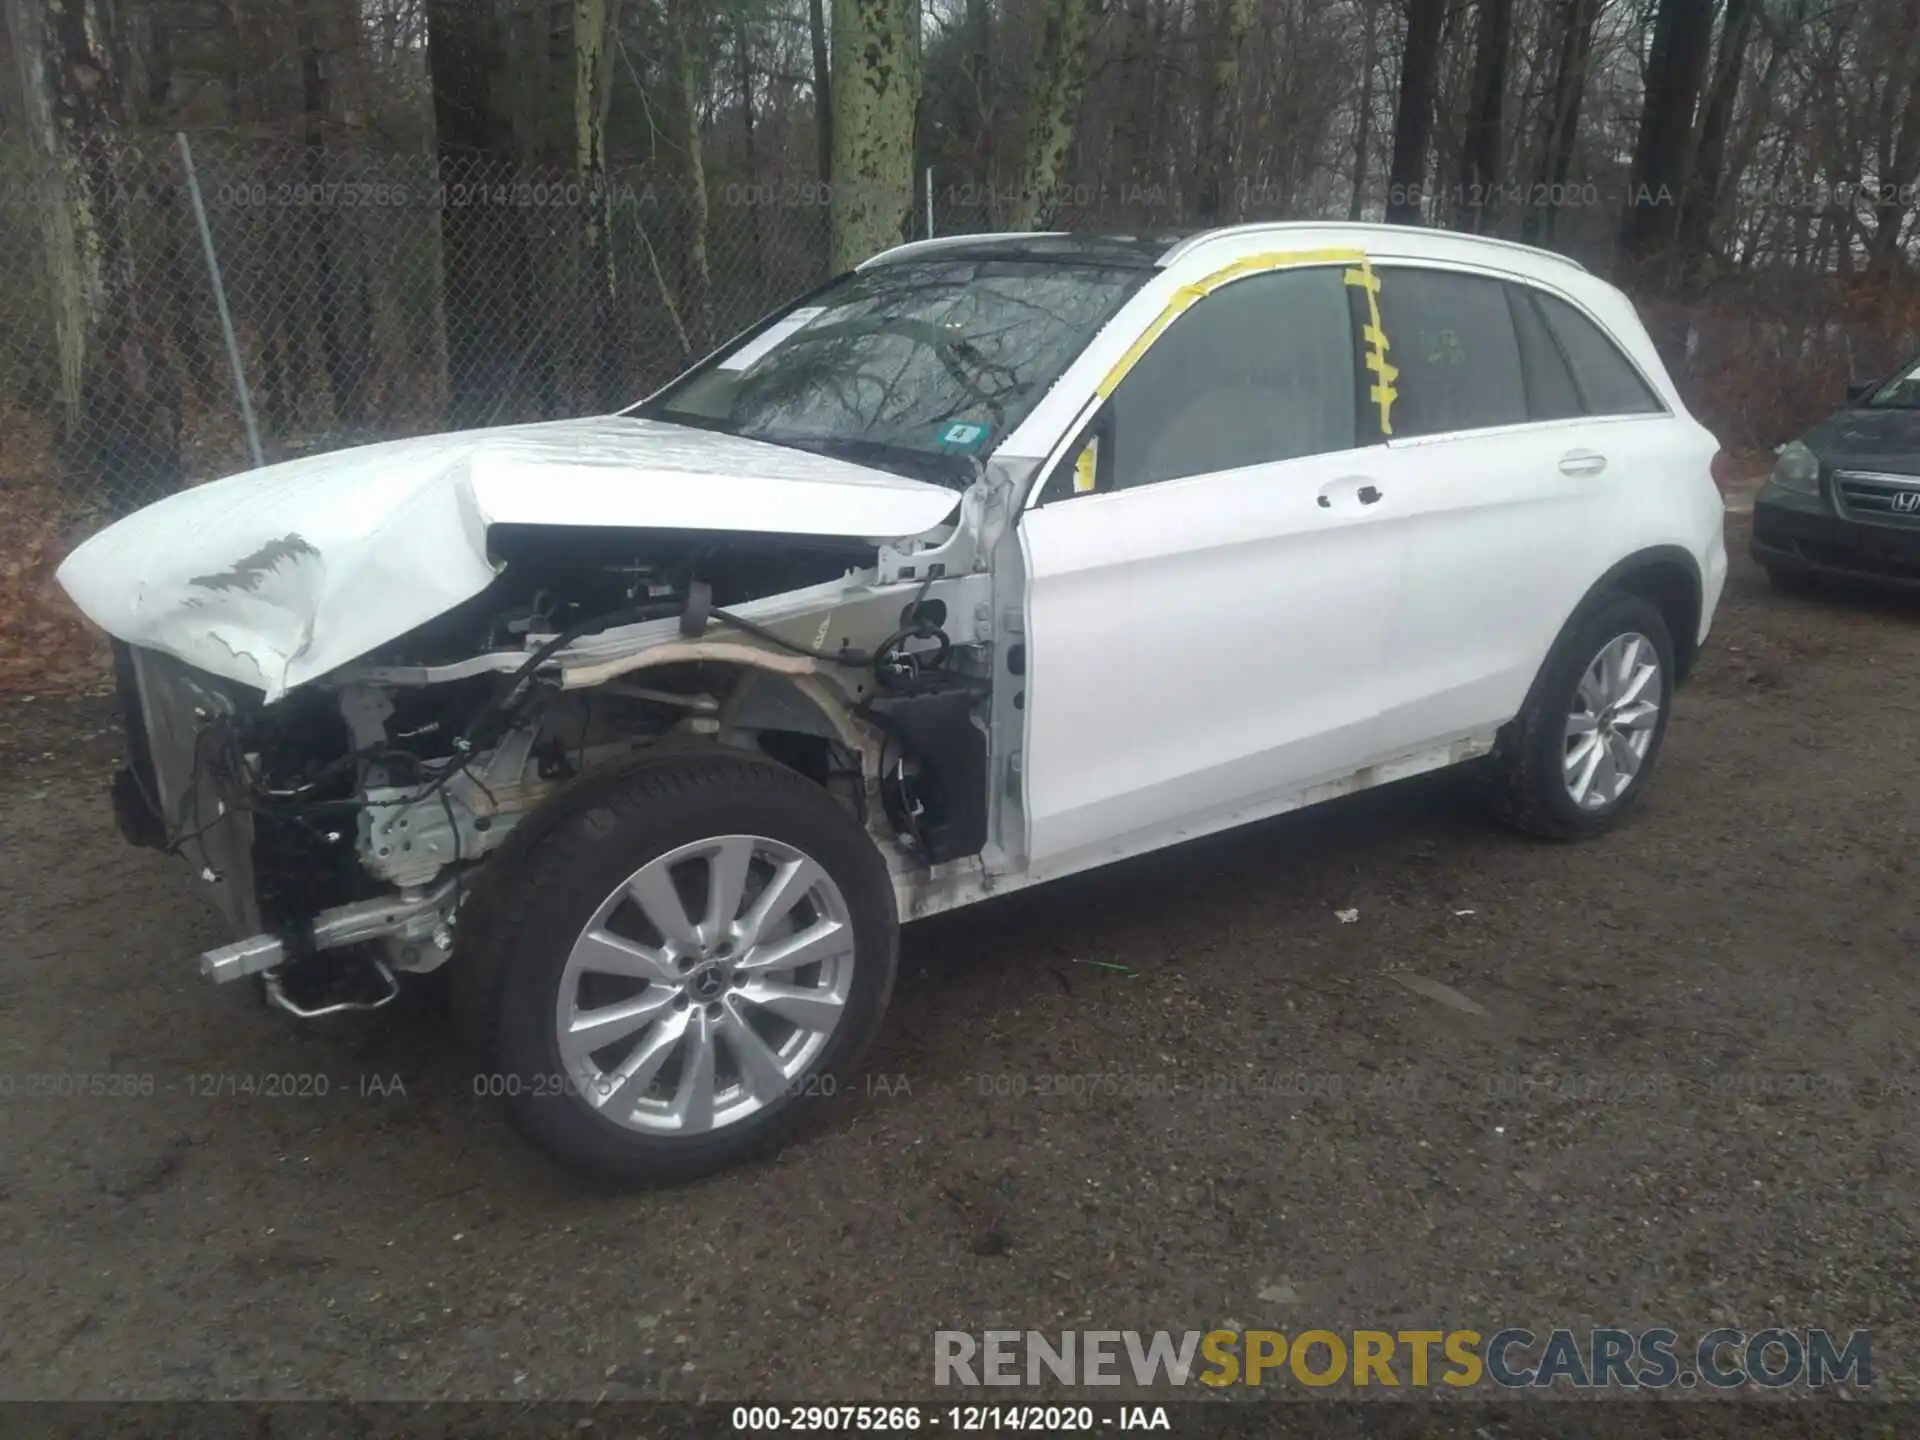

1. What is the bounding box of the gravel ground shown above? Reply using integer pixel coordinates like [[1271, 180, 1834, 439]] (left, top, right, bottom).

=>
[[1, 514, 1916, 1406]]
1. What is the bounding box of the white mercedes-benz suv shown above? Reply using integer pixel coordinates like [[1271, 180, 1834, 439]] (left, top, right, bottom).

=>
[[60, 222, 1729, 1180]]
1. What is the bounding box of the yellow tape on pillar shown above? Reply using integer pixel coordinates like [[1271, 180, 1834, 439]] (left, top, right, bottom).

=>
[[1095, 247, 1371, 398], [1073, 440, 1098, 494], [1342, 254, 1397, 436]]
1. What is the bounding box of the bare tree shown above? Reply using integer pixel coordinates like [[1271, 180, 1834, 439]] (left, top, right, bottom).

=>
[[574, 0, 623, 409], [1008, 0, 1102, 229], [1111, 0, 1159, 196], [1350, 0, 1381, 220], [809, 0, 833, 186], [1386, 0, 1449, 223], [1619, 0, 1715, 262], [1522, 0, 1600, 242], [667, 0, 713, 346], [426, 0, 536, 427], [8, 0, 182, 504], [299, 1, 373, 429], [1455, 0, 1516, 231], [830, 0, 921, 269], [966, 0, 995, 185], [1195, 0, 1257, 221], [1675, 0, 1759, 273], [736, 11, 768, 279], [1720, 0, 1809, 248], [1866, 23, 1920, 271]]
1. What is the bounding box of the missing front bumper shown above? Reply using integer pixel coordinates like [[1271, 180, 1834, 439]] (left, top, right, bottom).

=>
[[196, 876, 462, 984], [119, 644, 263, 933]]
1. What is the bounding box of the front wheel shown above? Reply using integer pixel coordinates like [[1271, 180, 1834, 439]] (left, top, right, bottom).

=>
[[458, 753, 899, 1182], [1486, 593, 1676, 840]]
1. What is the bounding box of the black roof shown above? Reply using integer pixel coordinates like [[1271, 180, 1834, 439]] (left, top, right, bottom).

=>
[[874, 232, 1186, 269]]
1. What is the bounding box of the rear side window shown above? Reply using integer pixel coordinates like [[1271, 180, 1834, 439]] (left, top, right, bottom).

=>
[[1106, 266, 1358, 489], [1506, 286, 1583, 421], [1533, 293, 1664, 416], [1374, 269, 1528, 436]]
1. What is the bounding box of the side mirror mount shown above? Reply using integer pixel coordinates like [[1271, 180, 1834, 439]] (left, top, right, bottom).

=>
[[1036, 405, 1117, 505], [1073, 433, 1104, 495], [1846, 381, 1874, 404]]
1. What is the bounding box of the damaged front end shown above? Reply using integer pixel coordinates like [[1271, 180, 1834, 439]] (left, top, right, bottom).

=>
[[107, 489, 1010, 1016], [115, 641, 475, 1015]]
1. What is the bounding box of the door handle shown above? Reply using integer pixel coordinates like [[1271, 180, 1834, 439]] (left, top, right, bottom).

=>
[[1559, 449, 1608, 476], [1317, 477, 1387, 509]]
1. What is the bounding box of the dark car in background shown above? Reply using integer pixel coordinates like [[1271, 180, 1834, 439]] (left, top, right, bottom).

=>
[[1753, 358, 1920, 590]]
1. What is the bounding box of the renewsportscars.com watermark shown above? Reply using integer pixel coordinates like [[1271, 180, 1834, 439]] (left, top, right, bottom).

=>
[[934, 1328, 1872, 1390]]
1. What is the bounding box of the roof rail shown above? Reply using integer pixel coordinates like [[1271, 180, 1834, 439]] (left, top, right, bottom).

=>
[[1156, 221, 1588, 273]]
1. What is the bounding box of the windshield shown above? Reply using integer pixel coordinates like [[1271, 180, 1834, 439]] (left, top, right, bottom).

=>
[[637, 258, 1149, 486], [1866, 359, 1920, 408]]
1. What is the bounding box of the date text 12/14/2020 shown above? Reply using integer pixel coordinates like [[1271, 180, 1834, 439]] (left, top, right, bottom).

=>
[[729, 1406, 1171, 1432]]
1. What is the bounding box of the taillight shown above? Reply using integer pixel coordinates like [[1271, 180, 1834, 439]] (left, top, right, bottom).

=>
[[1709, 448, 1733, 490]]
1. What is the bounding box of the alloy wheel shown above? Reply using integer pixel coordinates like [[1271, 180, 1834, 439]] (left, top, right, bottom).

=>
[[1563, 631, 1663, 811], [554, 835, 854, 1135]]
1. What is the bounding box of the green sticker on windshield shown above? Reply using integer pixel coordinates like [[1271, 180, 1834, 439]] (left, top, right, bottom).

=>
[[937, 420, 991, 452]]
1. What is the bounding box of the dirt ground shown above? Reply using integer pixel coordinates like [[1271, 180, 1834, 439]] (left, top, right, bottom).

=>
[[1, 512, 1916, 1406]]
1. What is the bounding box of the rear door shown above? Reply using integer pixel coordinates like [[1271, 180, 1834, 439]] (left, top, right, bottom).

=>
[[1017, 263, 1406, 873], [1526, 284, 1677, 545], [1362, 267, 1630, 757]]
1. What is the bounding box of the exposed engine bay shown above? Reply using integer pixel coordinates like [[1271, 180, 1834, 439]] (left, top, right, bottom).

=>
[[110, 494, 1016, 1017]]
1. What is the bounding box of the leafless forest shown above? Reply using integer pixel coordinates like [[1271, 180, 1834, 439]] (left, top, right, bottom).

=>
[[2, 0, 1919, 523]]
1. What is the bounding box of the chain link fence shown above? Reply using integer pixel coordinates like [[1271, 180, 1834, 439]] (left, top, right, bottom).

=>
[[0, 129, 836, 517], [0, 130, 1360, 524], [4, 125, 1917, 525]]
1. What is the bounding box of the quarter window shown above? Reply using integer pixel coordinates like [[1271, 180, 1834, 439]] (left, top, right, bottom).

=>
[[1105, 267, 1359, 490], [1506, 286, 1584, 421], [1374, 269, 1528, 436], [1532, 292, 1664, 415]]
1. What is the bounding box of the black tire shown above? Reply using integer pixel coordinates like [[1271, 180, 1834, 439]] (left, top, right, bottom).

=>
[[454, 751, 898, 1182], [1486, 593, 1676, 840]]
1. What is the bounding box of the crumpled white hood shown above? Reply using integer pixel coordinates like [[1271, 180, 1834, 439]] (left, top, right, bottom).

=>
[[57, 414, 960, 700]]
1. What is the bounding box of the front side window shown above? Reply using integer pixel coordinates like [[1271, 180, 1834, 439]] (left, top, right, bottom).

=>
[[639, 259, 1147, 487], [1375, 268, 1529, 436], [1105, 267, 1359, 490]]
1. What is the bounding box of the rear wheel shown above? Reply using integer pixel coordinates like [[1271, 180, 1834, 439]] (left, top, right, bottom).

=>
[[459, 753, 898, 1181], [1487, 593, 1675, 840]]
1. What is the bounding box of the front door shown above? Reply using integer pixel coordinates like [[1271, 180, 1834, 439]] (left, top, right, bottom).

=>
[[1017, 263, 1407, 875]]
